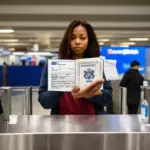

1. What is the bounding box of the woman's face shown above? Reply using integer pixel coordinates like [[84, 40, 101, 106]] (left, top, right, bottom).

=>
[[70, 25, 88, 57]]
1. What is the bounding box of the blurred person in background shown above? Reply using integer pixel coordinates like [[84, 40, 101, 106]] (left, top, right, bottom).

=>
[[38, 61, 45, 68], [11, 62, 15, 65], [38, 20, 112, 115], [120, 61, 144, 114], [3, 62, 7, 67], [21, 60, 26, 66]]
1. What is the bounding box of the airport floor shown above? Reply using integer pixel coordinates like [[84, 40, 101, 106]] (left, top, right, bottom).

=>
[[11, 89, 50, 115]]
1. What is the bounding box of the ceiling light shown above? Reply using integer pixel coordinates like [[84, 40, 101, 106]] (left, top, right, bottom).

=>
[[110, 45, 119, 47], [27, 52, 54, 56], [110, 45, 129, 47], [0, 39, 19, 42], [120, 42, 136, 45], [99, 42, 104, 45], [29, 39, 38, 42], [4, 43, 29, 46], [129, 38, 149, 41], [12, 52, 25, 55], [98, 39, 109, 42], [9, 48, 15, 51], [119, 45, 129, 47], [0, 29, 14, 33]]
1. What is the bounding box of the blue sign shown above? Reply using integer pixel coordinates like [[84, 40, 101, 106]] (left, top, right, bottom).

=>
[[100, 46, 146, 74]]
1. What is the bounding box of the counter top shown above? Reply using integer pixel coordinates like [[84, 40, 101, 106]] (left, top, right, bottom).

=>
[[0, 115, 150, 134]]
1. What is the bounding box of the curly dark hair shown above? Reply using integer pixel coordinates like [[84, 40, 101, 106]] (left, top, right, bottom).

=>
[[58, 20, 100, 59]]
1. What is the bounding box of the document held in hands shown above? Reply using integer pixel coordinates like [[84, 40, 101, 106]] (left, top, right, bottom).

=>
[[48, 58, 103, 91], [104, 60, 119, 81]]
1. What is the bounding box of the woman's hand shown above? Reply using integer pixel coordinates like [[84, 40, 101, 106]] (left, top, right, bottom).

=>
[[71, 79, 104, 99]]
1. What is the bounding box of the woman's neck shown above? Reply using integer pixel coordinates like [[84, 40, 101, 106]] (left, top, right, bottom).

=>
[[73, 54, 84, 59]]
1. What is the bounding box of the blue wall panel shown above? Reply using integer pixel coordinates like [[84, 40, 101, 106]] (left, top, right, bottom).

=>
[[8, 66, 43, 86]]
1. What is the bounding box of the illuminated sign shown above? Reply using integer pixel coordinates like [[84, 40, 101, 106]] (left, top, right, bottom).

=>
[[101, 46, 146, 74], [107, 49, 139, 55]]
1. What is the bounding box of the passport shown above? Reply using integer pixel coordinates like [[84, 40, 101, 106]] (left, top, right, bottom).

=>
[[48, 57, 103, 91]]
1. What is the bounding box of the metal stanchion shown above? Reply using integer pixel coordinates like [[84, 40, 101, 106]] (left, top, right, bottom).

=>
[[24, 87, 32, 115], [141, 87, 144, 101], [0, 86, 33, 120], [141, 85, 150, 124], [119, 87, 127, 114], [0, 87, 11, 121], [12, 87, 33, 115]]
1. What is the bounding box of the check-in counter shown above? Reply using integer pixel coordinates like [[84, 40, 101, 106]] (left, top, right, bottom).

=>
[[0, 115, 150, 150]]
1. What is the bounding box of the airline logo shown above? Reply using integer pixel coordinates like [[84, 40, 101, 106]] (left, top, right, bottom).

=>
[[107, 49, 139, 55]]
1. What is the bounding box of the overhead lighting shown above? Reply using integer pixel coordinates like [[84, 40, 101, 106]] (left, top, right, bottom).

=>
[[0, 39, 19, 42], [129, 38, 149, 41], [119, 45, 129, 47], [98, 39, 109, 42], [0, 29, 14, 33], [9, 48, 15, 51], [27, 52, 54, 56], [3, 43, 30, 46], [12, 52, 25, 55], [99, 42, 104, 45], [120, 42, 136, 45], [110, 45, 129, 47], [110, 45, 119, 47]]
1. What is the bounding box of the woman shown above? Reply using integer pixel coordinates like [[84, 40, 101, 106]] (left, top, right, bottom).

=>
[[38, 20, 112, 115]]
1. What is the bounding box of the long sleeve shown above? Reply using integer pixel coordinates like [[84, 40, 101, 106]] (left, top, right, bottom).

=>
[[140, 75, 144, 86], [38, 64, 63, 109], [120, 73, 130, 87], [88, 79, 112, 107]]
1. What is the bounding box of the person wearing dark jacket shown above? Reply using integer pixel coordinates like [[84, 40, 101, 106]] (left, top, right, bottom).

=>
[[120, 61, 144, 114], [38, 20, 112, 115]]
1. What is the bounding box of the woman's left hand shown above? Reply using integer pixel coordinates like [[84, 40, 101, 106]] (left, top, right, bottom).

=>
[[71, 79, 104, 99]]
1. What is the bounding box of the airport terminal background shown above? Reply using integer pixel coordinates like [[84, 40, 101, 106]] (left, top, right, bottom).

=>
[[0, 0, 150, 149], [0, 47, 150, 114], [0, 34, 150, 114]]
